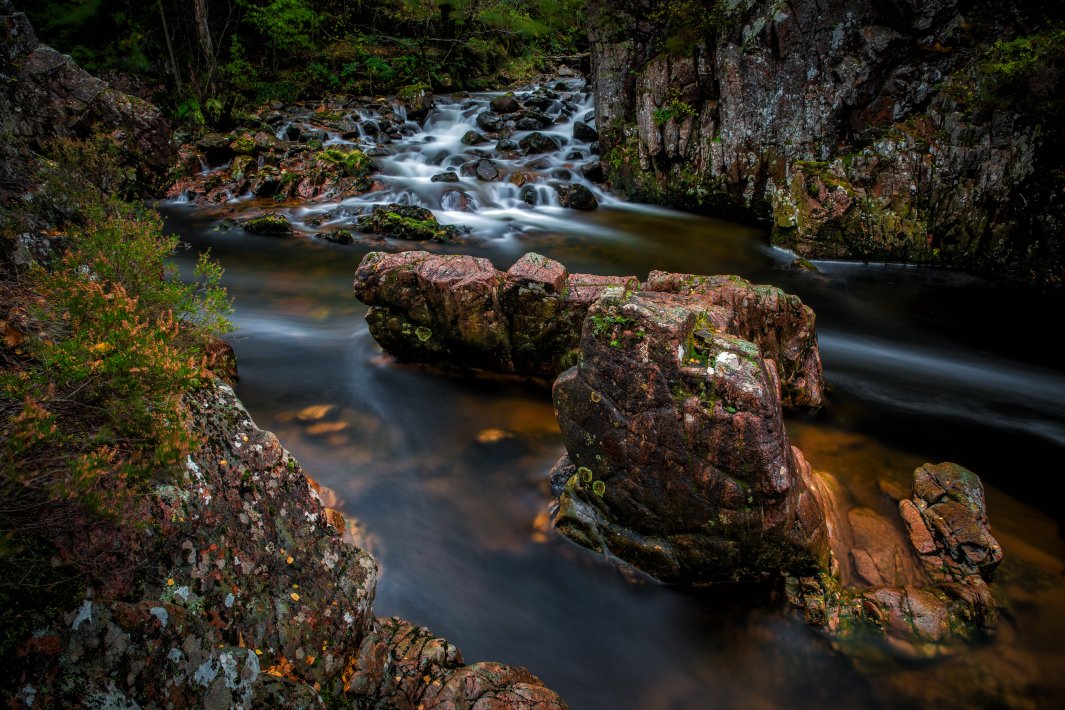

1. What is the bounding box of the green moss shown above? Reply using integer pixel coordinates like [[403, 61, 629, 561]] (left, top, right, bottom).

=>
[[230, 133, 256, 156], [319, 147, 372, 178], [578, 466, 593, 483], [592, 480, 606, 496], [652, 90, 697, 126], [242, 213, 292, 235], [414, 326, 432, 342]]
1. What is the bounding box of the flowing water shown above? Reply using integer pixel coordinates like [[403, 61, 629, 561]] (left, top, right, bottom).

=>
[[161, 83, 1065, 708]]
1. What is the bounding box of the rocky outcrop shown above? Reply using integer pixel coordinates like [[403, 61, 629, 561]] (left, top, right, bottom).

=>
[[588, 0, 1064, 283], [550, 286, 830, 583], [13, 381, 566, 708], [788, 462, 1002, 658], [0, 1, 173, 189], [352, 251, 823, 408]]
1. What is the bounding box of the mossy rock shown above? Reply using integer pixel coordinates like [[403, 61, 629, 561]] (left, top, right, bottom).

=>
[[362, 204, 457, 242], [318, 147, 373, 178], [242, 214, 292, 236], [230, 133, 257, 156]]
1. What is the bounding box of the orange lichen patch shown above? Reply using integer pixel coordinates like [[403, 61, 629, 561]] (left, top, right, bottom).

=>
[[286, 555, 294, 564], [305, 421, 348, 436], [476, 428, 512, 443], [265, 656, 296, 679], [290, 592, 300, 601], [324, 508, 346, 533], [297, 404, 336, 421]]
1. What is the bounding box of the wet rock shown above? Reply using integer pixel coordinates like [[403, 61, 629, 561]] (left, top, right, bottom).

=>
[[361, 203, 458, 242], [573, 121, 599, 142], [430, 171, 460, 183], [284, 124, 302, 142], [242, 213, 293, 236], [519, 185, 538, 205], [515, 117, 543, 131], [519, 132, 562, 154], [322, 229, 355, 245], [353, 251, 822, 406], [461, 157, 501, 182], [555, 183, 598, 210], [580, 161, 605, 183], [566, 150, 584, 160], [787, 461, 1003, 658], [476, 111, 504, 133], [642, 271, 823, 408], [496, 138, 519, 152], [902, 462, 1003, 583], [551, 287, 829, 584], [353, 251, 638, 377], [460, 130, 489, 146], [490, 93, 522, 113], [396, 83, 433, 121]]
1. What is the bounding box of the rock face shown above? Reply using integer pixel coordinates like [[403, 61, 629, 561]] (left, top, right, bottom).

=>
[[587, 0, 1064, 283], [14, 381, 567, 708], [550, 287, 830, 583], [0, 1, 174, 189], [352, 251, 823, 408]]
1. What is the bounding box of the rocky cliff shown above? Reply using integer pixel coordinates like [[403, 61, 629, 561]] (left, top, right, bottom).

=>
[[588, 0, 1064, 283]]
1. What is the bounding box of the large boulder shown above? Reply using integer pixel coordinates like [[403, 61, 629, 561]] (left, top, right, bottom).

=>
[[353, 251, 637, 376], [353, 252, 824, 408], [550, 287, 830, 583], [0, 3, 174, 189]]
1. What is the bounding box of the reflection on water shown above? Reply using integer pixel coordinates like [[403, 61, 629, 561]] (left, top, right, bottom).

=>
[[160, 119, 1065, 707]]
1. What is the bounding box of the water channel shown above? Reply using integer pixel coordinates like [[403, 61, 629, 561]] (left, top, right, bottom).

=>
[[161, 83, 1065, 708]]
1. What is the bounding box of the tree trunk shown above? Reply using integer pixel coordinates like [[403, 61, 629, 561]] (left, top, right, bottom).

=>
[[157, 0, 182, 93], [192, 0, 215, 95]]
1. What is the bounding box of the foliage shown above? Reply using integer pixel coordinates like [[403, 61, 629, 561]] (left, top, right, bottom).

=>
[[652, 90, 697, 125], [977, 26, 1065, 116], [0, 140, 232, 659], [25, 0, 589, 121]]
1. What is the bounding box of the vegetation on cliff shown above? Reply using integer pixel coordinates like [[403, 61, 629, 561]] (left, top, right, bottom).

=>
[[0, 139, 232, 679]]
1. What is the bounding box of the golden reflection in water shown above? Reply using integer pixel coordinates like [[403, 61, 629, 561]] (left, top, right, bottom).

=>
[[789, 421, 1065, 707]]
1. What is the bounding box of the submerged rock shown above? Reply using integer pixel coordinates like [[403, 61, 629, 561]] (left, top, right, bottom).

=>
[[555, 182, 598, 210], [430, 171, 460, 183], [490, 93, 522, 114]]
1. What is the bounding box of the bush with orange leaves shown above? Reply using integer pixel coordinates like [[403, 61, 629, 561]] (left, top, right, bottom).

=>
[[0, 149, 232, 659]]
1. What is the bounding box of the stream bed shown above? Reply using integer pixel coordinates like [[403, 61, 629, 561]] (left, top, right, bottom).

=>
[[161, 84, 1065, 709]]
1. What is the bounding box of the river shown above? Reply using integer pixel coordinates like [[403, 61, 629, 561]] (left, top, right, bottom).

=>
[[160, 83, 1065, 708]]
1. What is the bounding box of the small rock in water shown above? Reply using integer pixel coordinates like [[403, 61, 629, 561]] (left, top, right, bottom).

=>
[[490, 94, 521, 113], [555, 183, 598, 210], [580, 161, 605, 183], [515, 117, 542, 131], [430, 171, 460, 183], [284, 124, 301, 142], [520, 132, 562, 154], [321, 229, 355, 245], [461, 158, 501, 182], [362, 203, 457, 242], [573, 121, 599, 142], [476, 111, 504, 133], [496, 138, 519, 152], [566, 150, 584, 160], [242, 214, 293, 236], [519, 185, 538, 205], [461, 130, 489, 146]]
